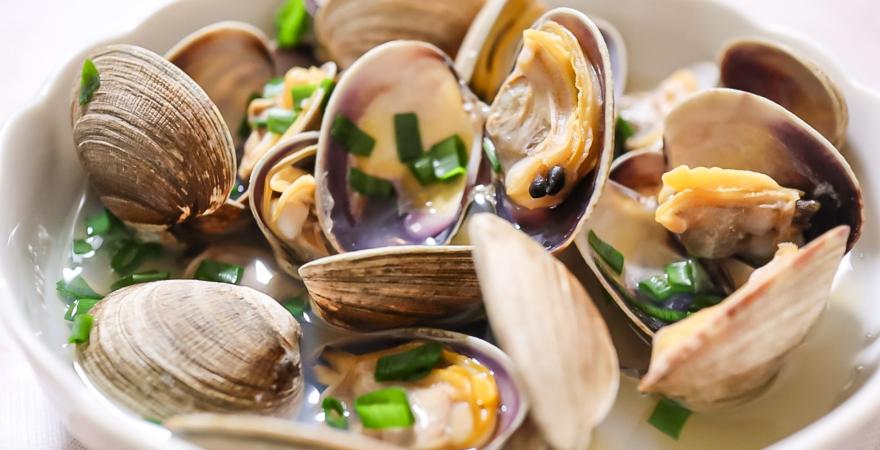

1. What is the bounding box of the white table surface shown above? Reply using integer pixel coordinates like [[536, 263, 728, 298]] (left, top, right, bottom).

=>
[[1, 0, 878, 448]]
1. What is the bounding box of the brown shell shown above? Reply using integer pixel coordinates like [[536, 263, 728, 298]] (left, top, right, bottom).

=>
[[70, 45, 235, 229]]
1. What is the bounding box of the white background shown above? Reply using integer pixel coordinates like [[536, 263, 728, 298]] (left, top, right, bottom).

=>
[[0, 0, 878, 448]]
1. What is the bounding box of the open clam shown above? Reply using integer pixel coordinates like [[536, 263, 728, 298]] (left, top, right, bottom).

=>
[[76, 280, 304, 420], [311, 0, 484, 70], [579, 88, 862, 409]]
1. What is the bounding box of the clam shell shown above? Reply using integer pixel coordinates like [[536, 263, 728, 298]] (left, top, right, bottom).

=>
[[166, 21, 276, 147], [469, 214, 619, 450], [314, 0, 484, 69], [663, 88, 862, 251], [639, 226, 850, 410], [167, 414, 405, 450], [250, 132, 334, 278], [298, 246, 481, 331], [70, 44, 235, 229], [77, 280, 303, 420], [720, 39, 849, 148]]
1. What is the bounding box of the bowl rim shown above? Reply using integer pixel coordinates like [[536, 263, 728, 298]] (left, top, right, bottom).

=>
[[0, 0, 878, 448]]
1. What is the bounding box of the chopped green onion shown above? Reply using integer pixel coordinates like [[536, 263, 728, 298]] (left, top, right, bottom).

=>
[[111, 240, 162, 276], [482, 137, 502, 173], [319, 78, 335, 112], [110, 271, 169, 291], [263, 77, 285, 98], [68, 314, 94, 344], [587, 230, 624, 275], [85, 209, 117, 236], [375, 342, 443, 382], [283, 296, 309, 317], [615, 116, 635, 156], [429, 135, 467, 181], [275, 0, 309, 49], [349, 168, 394, 198], [331, 115, 375, 156], [638, 274, 675, 302], [634, 301, 690, 323], [291, 84, 317, 111], [322, 397, 348, 430], [665, 261, 694, 292], [230, 179, 247, 201], [78, 59, 100, 106], [144, 417, 163, 425], [267, 108, 298, 135], [408, 154, 436, 186], [354, 387, 415, 429], [194, 260, 244, 285], [689, 294, 723, 311], [394, 113, 423, 163], [64, 298, 100, 321], [73, 239, 93, 255], [648, 398, 693, 439], [689, 258, 715, 293], [56, 276, 101, 300]]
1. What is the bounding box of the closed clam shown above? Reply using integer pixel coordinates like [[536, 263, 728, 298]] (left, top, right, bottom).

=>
[[580, 88, 862, 409], [77, 280, 303, 420]]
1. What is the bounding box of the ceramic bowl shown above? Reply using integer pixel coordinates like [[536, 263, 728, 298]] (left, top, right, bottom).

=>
[[0, 0, 878, 449]]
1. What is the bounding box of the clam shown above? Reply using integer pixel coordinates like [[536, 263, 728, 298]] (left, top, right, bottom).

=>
[[579, 88, 862, 409], [77, 280, 304, 420], [310, 328, 527, 450], [70, 45, 235, 230], [720, 39, 849, 148], [249, 132, 334, 278], [311, 0, 484, 70], [469, 213, 619, 449]]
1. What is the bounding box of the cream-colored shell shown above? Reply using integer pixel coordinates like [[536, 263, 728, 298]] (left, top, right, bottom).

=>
[[639, 226, 849, 410], [70, 44, 235, 229], [77, 280, 303, 420], [469, 214, 619, 450], [298, 246, 482, 331]]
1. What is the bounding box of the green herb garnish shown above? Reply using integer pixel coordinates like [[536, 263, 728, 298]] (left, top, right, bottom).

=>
[[638, 274, 675, 302], [633, 300, 690, 322], [429, 135, 467, 181], [276, 0, 309, 48], [267, 108, 298, 135], [394, 113, 423, 163], [85, 209, 120, 237], [64, 298, 100, 321], [408, 155, 437, 186], [110, 271, 169, 291], [319, 78, 335, 112], [648, 398, 693, 439], [194, 260, 244, 285], [354, 387, 415, 429], [665, 260, 693, 292], [349, 167, 394, 198], [482, 137, 502, 173], [56, 276, 101, 301], [110, 240, 163, 276], [291, 84, 317, 111], [375, 342, 443, 382], [331, 115, 375, 156], [615, 116, 635, 157], [587, 230, 624, 275], [283, 296, 309, 317], [73, 239, 93, 255], [263, 77, 285, 98], [230, 179, 247, 201], [322, 397, 348, 430], [78, 59, 100, 106], [68, 314, 94, 344]]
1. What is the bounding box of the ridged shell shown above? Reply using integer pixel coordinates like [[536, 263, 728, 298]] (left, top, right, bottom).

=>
[[77, 280, 303, 420], [70, 45, 235, 229]]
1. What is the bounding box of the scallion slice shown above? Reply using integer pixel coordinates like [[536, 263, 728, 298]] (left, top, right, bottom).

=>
[[69, 314, 94, 344], [354, 387, 415, 429], [267, 108, 298, 135], [394, 113, 423, 163], [331, 115, 375, 156], [408, 155, 436, 186], [110, 271, 170, 291], [349, 167, 394, 198], [230, 179, 247, 201], [111, 240, 163, 276], [319, 78, 335, 112], [194, 260, 244, 285], [375, 342, 443, 382], [64, 298, 100, 321], [648, 398, 693, 439], [587, 230, 624, 274], [689, 258, 715, 293], [79, 59, 100, 106], [665, 261, 693, 291], [634, 300, 690, 323], [73, 239, 93, 255], [85, 209, 118, 236], [638, 274, 674, 302], [689, 293, 723, 311], [322, 397, 348, 430], [291, 84, 317, 111], [275, 0, 309, 49], [56, 276, 101, 301], [429, 135, 467, 181], [283, 296, 309, 317], [615, 116, 635, 156], [482, 137, 502, 173], [262, 77, 285, 99]]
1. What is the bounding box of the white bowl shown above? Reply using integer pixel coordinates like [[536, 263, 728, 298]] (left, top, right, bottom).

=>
[[1, 0, 878, 449]]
